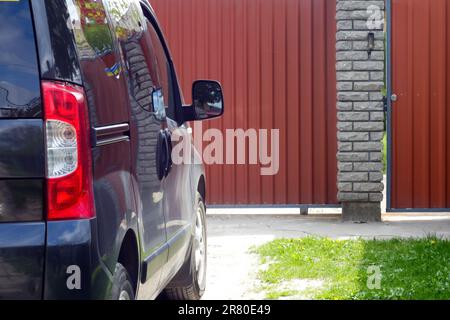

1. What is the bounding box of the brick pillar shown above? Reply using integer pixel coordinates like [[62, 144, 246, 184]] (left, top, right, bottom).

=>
[[336, 0, 385, 222]]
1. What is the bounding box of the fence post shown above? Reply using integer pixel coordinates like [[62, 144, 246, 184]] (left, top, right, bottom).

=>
[[336, 0, 386, 222]]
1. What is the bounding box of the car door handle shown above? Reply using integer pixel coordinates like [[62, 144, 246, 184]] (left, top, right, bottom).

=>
[[164, 129, 173, 175], [156, 130, 172, 180], [156, 130, 168, 181], [93, 123, 130, 147]]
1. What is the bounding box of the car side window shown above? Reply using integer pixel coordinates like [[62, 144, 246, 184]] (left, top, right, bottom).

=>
[[144, 20, 176, 120], [103, 0, 175, 121], [67, 0, 131, 126]]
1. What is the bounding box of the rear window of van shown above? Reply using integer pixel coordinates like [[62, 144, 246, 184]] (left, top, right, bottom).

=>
[[0, 0, 41, 118]]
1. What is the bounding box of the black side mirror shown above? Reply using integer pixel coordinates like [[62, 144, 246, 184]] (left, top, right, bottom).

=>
[[183, 80, 224, 122]]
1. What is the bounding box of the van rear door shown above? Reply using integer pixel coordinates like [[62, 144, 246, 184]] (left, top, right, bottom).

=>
[[0, 0, 46, 299]]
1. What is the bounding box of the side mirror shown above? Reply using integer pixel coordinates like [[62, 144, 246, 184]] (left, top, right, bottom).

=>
[[183, 80, 224, 122]]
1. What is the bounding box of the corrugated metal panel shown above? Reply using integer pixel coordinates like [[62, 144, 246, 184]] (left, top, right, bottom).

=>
[[151, 0, 338, 205], [391, 0, 450, 209]]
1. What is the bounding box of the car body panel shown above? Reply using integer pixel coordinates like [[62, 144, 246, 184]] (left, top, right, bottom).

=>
[[44, 219, 112, 300], [0, 180, 44, 223], [0, 223, 45, 299], [0, 0, 208, 300], [30, 0, 83, 85], [0, 120, 45, 179]]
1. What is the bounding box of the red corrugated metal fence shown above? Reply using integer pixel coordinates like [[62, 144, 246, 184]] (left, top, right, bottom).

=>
[[391, 0, 450, 209], [151, 0, 338, 205]]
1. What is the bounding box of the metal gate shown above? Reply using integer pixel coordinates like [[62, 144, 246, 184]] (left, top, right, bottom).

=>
[[388, 0, 450, 210], [151, 0, 338, 206]]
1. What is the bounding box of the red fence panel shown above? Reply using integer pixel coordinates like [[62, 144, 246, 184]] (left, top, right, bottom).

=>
[[150, 0, 338, 205], [391, 0, 450, 209]]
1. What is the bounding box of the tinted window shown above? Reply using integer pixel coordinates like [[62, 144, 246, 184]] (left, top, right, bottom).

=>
[[0, 1, 41, 118], [146, 20, 175, 120]]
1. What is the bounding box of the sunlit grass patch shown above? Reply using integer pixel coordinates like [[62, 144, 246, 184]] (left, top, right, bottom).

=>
[[253, 237, 450, 300]]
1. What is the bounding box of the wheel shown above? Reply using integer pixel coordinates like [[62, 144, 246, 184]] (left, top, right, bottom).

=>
[[111, 263, 135, 300], [164, 192, 207, 300]]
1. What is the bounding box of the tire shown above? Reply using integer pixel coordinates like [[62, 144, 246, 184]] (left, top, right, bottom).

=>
[[111, 263, 135, 300], [164, 192, 207, 300]]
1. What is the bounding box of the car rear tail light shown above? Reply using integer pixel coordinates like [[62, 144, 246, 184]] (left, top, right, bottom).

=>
[[42, 81, 95, 220]]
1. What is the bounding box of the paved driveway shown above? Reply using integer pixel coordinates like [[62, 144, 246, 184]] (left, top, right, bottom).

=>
[[202, 213, 450, 300]]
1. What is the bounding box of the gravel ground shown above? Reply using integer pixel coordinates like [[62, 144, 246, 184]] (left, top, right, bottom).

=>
[[202, 213, 450, 300]]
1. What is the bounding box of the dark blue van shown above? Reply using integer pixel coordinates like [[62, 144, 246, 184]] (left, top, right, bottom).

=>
[[0, 0, 223, 300]]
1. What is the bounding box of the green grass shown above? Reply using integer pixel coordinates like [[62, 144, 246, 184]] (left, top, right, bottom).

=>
[[253, 237, 450, 300]]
